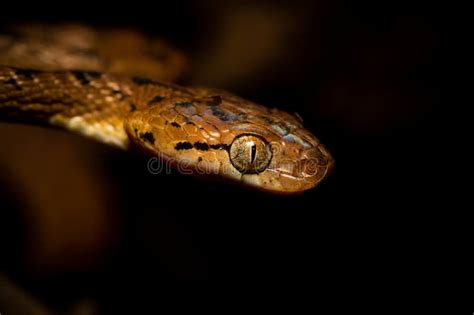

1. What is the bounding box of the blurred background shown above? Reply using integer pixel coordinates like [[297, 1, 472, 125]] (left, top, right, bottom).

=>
[[0, 0, 440, 312]]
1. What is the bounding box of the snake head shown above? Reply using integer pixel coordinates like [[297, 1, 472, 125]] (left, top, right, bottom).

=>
[[125, 90, 334, 194], [221, 107, 334, 193]]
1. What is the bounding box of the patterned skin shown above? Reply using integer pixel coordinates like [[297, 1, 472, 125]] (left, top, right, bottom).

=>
[[0, 25, 333, 193]]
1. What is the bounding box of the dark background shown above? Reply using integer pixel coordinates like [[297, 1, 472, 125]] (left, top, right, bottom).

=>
[[0, 0, 441, 311]]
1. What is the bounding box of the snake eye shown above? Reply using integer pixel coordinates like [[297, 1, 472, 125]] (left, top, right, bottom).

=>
[[229, 134, 272, 174]]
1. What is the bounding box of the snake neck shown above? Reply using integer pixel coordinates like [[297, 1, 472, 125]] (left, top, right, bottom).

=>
[[0, 65, 135, 149]]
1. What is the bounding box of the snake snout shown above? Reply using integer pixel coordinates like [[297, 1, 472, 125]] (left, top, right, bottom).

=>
[[299, 144, 334, 187]]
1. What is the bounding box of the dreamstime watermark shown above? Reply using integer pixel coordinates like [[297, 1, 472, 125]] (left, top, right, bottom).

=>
[[146, 152, 324, 177], [147, 154, 226, 176]]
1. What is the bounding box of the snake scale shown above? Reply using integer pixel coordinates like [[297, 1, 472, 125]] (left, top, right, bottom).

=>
[[0, 24, 333, 193]]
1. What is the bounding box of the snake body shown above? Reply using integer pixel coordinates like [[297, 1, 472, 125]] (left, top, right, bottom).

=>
[[0, 25, 333, 193]]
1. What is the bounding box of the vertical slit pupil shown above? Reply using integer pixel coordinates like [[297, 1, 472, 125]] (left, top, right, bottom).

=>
[[251, 144, 257, 164]]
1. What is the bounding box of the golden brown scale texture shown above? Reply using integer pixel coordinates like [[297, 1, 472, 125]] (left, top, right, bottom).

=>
[[0, 25, 333, 193], [0, 66, 131, 147]]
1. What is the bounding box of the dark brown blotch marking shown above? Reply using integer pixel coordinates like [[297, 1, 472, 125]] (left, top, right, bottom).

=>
[[208, 95, 222, 106], [140, 132, 155, 145], [85, 71, 101, 79], [176, 101, 193, 107], [72, 71, 89, 85], [148, 95, 165, 105], [15, 68, 40, 80], [170, 122, 181, 128], [175, 142, 193, 150], [198, 157, 203, 162], [72, 71, 101, 85], [130, 103, 137, 112], [4, 78, 22, 90], [209, 143, 230, 151], [193, 142, 209, 151], [132, 77, 155, 85]]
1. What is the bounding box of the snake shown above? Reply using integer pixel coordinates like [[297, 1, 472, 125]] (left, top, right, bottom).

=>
[[0, 24, 333, 194]]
